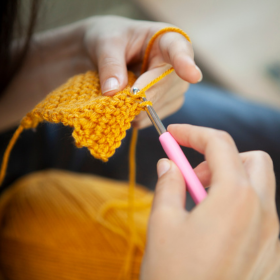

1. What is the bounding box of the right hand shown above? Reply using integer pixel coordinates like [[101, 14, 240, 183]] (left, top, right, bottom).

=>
[[141, 124, 280, 280]]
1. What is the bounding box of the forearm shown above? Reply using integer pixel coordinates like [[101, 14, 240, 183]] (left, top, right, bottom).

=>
[[0, 19, 94, 132]]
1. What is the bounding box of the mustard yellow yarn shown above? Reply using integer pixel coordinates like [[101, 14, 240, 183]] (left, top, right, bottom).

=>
[[0, 170, 153, 280]]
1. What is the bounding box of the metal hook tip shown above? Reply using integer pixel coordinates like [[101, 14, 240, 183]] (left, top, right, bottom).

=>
[[132, 87, 140, 95]]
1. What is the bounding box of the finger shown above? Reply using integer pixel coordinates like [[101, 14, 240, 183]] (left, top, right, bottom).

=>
[[95, 37, 128, 96], [193, 161, 212, 188], [193, 152, 276, 207], [167, 124, 249, 193], [132, 64, 187, 129], [240, 151, 276, 206], [132, 64, 176, 98], [158, 32, 203, 83], [152, 159, 186, 212], [132, 64, 188, 101]]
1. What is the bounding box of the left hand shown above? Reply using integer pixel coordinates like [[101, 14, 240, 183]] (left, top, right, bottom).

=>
[[0, 16, 202, 131], [84, 16, 202, 129]]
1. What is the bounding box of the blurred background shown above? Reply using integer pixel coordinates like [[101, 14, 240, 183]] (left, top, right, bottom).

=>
[[30, 0, 280, 108]]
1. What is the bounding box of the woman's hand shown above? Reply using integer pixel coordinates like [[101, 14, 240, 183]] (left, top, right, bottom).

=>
[[141, 124, 280, 280], [0, 16, 201, 131], [84, 16, 202, 129]]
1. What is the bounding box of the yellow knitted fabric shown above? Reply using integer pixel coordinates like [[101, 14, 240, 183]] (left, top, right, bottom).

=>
[[0, 66, 175, 186], [21, 71, 149, 162]]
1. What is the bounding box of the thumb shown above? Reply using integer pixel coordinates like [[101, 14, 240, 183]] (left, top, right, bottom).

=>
[[96, 41, 128, 96], [152, 159, 186, 212]]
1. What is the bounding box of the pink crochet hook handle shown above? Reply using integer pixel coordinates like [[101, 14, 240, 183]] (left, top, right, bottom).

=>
[[159, 132, 207, 204], [132, 87, 207, 204]]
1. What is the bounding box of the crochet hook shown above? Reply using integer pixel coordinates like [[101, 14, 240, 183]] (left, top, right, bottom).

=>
[[132, 87, 207, 204]]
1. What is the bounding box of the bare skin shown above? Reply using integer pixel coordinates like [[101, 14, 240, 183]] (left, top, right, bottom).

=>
[[141, 124, 280, 280], [0, 16, 202, 132]]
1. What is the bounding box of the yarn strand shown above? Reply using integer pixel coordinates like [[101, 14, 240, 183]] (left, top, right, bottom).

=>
[[0, 125, 24, 186], [140, 67, 175, 95], [125, 127, 138, 277], [141, 27, 192, 74]]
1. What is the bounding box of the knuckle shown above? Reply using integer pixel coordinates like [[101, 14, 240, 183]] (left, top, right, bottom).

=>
[[97, 34, 120, 45], [149, 23, 175, 37], [229, 182, 260, 214], [99, 56, 123, 70], [173, 41, 194, 57], [252, 151, 273, 168], [206, 129, 235, 147], [214, 130, 234, 144], [162, 35, 194, 61]]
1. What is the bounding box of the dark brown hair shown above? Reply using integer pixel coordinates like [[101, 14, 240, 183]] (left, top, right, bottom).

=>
[[0, 0, 39, 96]]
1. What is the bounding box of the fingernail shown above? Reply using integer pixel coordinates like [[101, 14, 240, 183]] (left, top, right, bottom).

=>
[[102, 77, 119, 95], [195, 66, 203, 82], [157, 159, 171, 178]]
